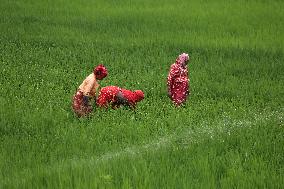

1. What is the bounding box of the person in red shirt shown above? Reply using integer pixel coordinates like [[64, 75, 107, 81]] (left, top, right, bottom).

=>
[[72, 64, 108, 117], [167, 53, 190, 106], [97, 86, 144, 110]]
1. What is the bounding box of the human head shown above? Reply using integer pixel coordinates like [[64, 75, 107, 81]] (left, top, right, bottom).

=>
[[134, 90, 144, 102], [176, 53, 189, 66], [94, 64, 108, 80]]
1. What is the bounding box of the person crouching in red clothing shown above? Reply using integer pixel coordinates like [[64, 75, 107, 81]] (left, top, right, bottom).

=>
[[167, 53, 190, 106], [97, 86, 144, 110], [72, 64, 108, 117]]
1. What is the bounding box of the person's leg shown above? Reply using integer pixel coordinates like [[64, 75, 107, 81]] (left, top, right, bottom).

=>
[[72, 91, 93, 116]]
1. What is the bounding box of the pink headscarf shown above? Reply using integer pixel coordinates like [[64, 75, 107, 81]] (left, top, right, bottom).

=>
[[176, 53, 189, 66]]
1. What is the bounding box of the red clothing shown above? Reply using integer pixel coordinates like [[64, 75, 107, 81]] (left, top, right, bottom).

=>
[[97, 86, 144, 109], [72, 90, 93, 117], [72, 64, 108, 117], [167, 53, 190, 106], [72, 73, 99, 117]]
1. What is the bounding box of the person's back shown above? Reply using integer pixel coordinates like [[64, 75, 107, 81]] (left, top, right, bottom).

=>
[[97, 86, 144, 109], [78, 73, 99, 97], [96, 86, 120, 108]]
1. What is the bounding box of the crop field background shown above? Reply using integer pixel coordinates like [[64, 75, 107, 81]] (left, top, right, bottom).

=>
[[0, 0, 284, 188]]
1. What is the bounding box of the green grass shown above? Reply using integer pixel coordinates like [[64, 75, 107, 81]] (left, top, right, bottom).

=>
[[0, 0, 283, 188]]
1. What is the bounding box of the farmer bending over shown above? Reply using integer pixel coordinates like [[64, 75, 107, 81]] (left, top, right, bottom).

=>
[[72, 64, 108, 117], [97, 86, 144, 110]]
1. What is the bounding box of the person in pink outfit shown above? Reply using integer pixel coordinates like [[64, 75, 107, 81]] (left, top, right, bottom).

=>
[[72, 64, 108, 117], [167, 53, 190, 106], [97, 86, 144, 110]]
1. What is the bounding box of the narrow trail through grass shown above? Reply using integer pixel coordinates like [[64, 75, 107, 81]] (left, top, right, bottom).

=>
[[2, 109, 282, 188]]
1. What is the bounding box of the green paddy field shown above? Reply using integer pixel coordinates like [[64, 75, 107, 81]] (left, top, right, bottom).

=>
[[0, 0, 283, 188]]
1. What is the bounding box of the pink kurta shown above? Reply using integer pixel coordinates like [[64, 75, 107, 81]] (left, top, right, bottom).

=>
[[167, 53, 190, 106]]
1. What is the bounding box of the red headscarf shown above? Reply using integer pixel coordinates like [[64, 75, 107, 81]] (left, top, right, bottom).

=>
[[134, 90, 144, 102], [94, 64, 108, 80]]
